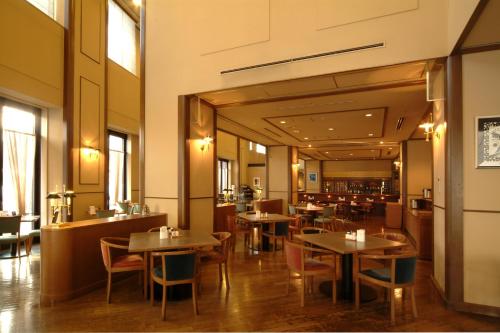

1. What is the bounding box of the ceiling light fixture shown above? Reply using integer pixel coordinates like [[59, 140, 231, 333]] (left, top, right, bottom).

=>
[[328, 128, 334, 131], [304, 137, 309, 140], [365, 113, 373, 117], [380, 141, 384, 144], [280, 120, 286, 124], [349, 153, 354, 156], [133, 0, 141, 6], [308, 144, 312, 148], [325, 152, 329, 154], [419, 113, 435, 142], [368, 133, 374, 137], [389, 147, 393, 150]]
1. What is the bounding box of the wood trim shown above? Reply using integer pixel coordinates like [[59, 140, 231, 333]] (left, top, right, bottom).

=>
[[288, 146, 292, 204], [433, 204, 445, 210], [460, 43, 500, 55], [444, 55, 464, 306], [455, 302, 500, 318], [265, 148, 269, 198], [429, 274, 447, 304], [104, 0, 109, 208], [401, 140, 408, 217], [451, 0, 490, 55], [79, 0, 102, 64], [463, 209, 500, 214], [139, 0, 146, 204], [236, 137, 240, 189], [144, 196, 178, 200], [190, 196, 214, 200], [178, 95, 190, 230], [213, 103, 218, 232]]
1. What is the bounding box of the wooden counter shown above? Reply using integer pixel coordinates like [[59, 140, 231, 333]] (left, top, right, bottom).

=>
[[40, 213, 167, 305], [405, 209, 432, 260]]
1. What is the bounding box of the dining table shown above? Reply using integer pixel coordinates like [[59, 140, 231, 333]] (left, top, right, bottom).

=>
[[294, 232, 405, 302], [238, 212, 295, 252], [128, 230, 221, 300]]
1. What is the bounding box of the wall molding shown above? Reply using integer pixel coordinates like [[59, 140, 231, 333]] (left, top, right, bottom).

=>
[[463, 209, 500, 214]]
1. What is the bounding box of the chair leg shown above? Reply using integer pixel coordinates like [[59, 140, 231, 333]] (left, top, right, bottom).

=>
[[224, 262, 230, 289], [150, 278, 155, 305], [286, 270, 290, 295], [161, 285, 167, 320], [143, 269, 148, 300], [390, 288, 396, 325], [355, 277, 360, 310], [218, 263, 223, 287], [192, 282, 199, 315], [301, 276, 305, 307], [24, 239, 29, 256], [411, 287, 418, 318], [281, 238, 285, 255], [106, 272, 112, 304], [332, 271, 337, 304]]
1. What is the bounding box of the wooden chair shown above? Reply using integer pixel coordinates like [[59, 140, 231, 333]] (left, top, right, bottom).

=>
[[226, 215, 252, 252], [300, 226, 330, 234], [26, 213, 53, 256], [96, 209, 116, 218], [288, 215, 302, 240], [284, 240, 336, 307], [0, 216, 29, 258], [314, 206, 335, 230], [372, 232, 410, 255], [100, 237, 147, 303], [199, 232, 231, 289], [355, 252, 418, 324], [262, 221, 289, 254], [150, 250, 199, 320]]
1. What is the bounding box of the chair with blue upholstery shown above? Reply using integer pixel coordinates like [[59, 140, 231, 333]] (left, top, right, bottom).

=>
[[96, 209, 116, 218], [0, 215, 29, 258], [313, 206, 335, 230], [262, 221, 289, 253], [150, 250, 198, 320], [355, 252, 418, 324]]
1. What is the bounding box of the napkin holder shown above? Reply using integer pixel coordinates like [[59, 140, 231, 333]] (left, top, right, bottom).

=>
[[160, 226, 169, 239], [356, 229, 366, 242]]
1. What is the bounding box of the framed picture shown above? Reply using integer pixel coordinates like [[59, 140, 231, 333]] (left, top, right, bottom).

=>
[[307, 172, 317, 183], [476, 115, 500, 168], [253, 177, 261, 187]]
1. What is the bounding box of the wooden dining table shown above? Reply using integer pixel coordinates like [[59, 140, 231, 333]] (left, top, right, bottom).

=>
[[238, 212, 295, 251], [294, 232, 405, 301]]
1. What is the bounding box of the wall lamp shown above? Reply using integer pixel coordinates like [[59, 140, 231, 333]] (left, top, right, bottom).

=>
[[199, 136, 213, 152], [419, 113, 434, 142], [82, 146, 100, 160]]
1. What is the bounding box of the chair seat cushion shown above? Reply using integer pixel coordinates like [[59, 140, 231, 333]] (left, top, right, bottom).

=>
[[360, 268, 391, 282], [0, 235, 19, 243], [29, 230, 41, 237], [304, 259, 334, 272], [111, 254, 144, 268], [314, 217, 333, 223]]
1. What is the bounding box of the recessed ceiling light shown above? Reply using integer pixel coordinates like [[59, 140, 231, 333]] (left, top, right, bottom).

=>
[[371, 150, 375, 152], [389, 147, 393, 150], [365, 113, 373, 117], [280, 120, 286, 124], [308, 144, 312, 148], [349, 153, 354, 156], [328, 128, 334, 131], [380, 141, 384, 144], [304, 137, 309, 140], [292, 130, 300, 133], [368, 133, 374, 137], [325, 152, 329, 154]]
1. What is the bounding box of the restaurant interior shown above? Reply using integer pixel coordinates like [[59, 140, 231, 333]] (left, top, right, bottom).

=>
[[0, 0, 499, 332]]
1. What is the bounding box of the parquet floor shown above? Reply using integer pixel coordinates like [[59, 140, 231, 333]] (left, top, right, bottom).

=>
[[1, 219, 499, 332]]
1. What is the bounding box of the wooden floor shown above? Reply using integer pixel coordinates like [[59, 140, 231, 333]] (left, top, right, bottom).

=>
[[1, 218, 499, 332]]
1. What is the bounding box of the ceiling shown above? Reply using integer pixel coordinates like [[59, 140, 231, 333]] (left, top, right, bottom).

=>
[[462, 0, 500, 50], [199, 61, 432, 161]]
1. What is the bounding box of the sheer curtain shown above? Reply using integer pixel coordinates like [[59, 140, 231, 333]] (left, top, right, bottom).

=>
[[108, 150, 124, 209]]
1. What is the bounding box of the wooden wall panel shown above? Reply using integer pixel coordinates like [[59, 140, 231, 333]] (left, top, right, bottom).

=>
[[80, 0, 101, 63]]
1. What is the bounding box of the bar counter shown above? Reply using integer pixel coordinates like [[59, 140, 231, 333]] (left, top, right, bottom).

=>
[[40, 213, 167, 305]]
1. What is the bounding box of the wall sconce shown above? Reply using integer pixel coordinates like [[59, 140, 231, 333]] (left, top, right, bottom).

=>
[[199, 136, 213, 152], [292, 162, 300, 168], [82, 146, 100, 160], [419, 113, 434, 142], [393, 160, 401, 170]]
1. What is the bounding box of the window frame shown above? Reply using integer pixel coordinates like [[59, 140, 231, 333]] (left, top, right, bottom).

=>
[[107, 130, 128, 208], [0, 97, 41, 216]]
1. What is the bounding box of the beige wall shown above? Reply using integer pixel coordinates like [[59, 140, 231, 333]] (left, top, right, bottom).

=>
[[217, 130, 238, 161], [406, 140, 432, 205], [305, 160, 321, 193], [0, 0, 64, 108], [447, 0, 480, 53], [462, 50, 500, 308], [268, 146, 289, 213], [145, 0, 467, 223], [323, 160, 392, 179]]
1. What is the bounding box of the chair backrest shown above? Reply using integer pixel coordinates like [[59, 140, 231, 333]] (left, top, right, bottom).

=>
[[235, 203, 246, 213], [99, 237, 129, 269], [322, 206, 334, 218], [152, 250, 197, 282], [301, 226, 329, 234], [96, 209, 115, 218], [395, 256, 417, 284], [274, 221, 289, 237], [288, 204, 296, 215], [284, 241, 303, 272], [226, 215, 236, 233], [374, 232, 407, 243], [116, 202, 129, 214], [0, 216, 21, 235], [211, 231, 231, 259]]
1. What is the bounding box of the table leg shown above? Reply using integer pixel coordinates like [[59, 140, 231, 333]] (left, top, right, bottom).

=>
[[261, 224, 270, 251], [342, 253, 353, 299]]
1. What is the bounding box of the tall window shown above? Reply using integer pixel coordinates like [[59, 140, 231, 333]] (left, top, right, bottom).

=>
[[218, 159, 231, 195], [0, 100, 40, 216], [108, 0, 137, 75], [26, 0, 55, 19], [108, 132, 127, 209], [249, 141, 266, 154]]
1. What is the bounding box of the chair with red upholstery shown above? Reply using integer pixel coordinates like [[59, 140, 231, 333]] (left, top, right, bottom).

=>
[[284, 240, 336, 307], [100, 237, 147, 303]]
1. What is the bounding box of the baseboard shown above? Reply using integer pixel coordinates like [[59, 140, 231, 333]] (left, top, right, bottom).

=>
[[455, 301, 500, 318]]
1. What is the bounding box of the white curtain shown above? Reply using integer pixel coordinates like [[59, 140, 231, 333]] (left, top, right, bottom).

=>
[[2, 131, 36, 215], [108, 150, 124, 209]]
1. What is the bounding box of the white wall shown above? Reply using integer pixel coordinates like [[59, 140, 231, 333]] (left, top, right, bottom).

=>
[[145, 0, 461, 218], [462, 50, 500, 308]]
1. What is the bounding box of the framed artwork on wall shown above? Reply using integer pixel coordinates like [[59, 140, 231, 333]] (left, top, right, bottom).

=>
[[253, 177, 261, 187], [476, 115, 500, 168], [307, 172, 317, 183]]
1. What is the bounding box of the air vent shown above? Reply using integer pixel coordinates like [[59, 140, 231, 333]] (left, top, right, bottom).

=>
[[221, 42, 385, 75], [396, 117, 405, 130]]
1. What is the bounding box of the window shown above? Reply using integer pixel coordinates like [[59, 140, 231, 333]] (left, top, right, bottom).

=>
[[256, 144, 266, 155], [108, 0, 137, 75], [108, 131, 127, 209], [218, 159, 231, 195], [0, 99, 41, 216], [26, 0, 55, 19]]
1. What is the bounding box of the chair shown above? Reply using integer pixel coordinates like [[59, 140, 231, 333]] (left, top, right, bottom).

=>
[[0, 216, 29, 258], [262, 221, 289, 253], [150, 250, 199, 320], [116, 202, 129, 215], [372, 232, 410, 255], [100, 237, 147, 303], [199, 232, 231, 289], [355, 252, 418, 324], [226, 215, 252, 252], [235, 202, 246, 213], [288, 216, 302, 240], [148, 227, 161, 232], [314, 206, 335, 230], [26, 213, 50, 256], [300, 226, 330, 234], [284, 240, 336, 307], [96, 209, 116, 218], [130, 203, 142, 214]]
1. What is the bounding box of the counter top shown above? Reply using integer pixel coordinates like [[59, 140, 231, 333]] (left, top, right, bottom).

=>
[[42, 213, 166, 231]]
